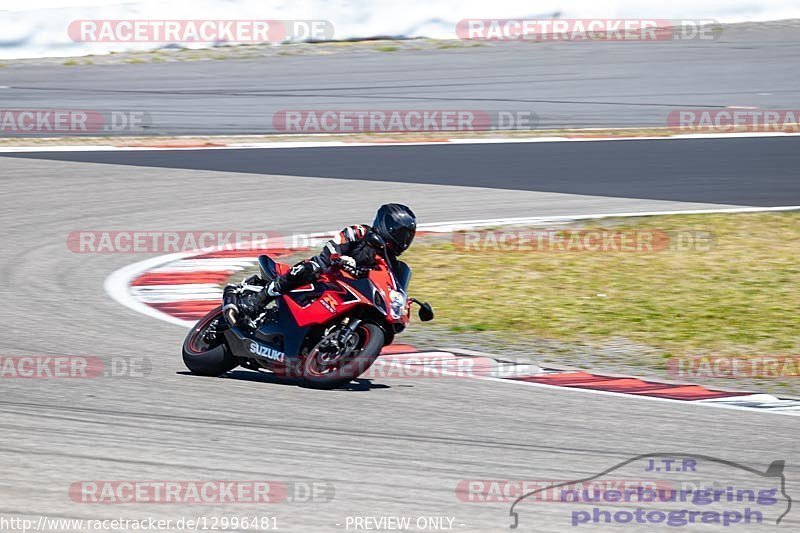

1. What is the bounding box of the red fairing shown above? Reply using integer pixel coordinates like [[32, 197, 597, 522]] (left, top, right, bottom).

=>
[[279, 256, 410, 328]]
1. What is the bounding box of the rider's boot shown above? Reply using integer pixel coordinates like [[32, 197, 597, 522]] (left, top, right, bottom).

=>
[[236, 288, 271, 318], [238, 260, 320, 318]]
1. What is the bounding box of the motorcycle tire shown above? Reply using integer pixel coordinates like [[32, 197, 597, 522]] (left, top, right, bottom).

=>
[[300, 322, 384, 389], [182, 306, 238, 376]]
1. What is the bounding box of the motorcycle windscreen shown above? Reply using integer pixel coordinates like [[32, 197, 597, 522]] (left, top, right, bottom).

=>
[[394, 260, 412, 290]]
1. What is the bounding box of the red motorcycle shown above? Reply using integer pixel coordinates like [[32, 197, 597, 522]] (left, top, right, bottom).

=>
[[182, 234, 433, 389]]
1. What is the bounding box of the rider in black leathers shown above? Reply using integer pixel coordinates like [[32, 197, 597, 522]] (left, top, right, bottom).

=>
[[228, 203, 416, 321]]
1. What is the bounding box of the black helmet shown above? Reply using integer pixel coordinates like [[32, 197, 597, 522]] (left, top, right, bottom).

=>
[[372, 203, 417, 255]]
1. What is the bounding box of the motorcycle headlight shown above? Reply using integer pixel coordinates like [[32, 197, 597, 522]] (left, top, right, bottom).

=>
[[389, 290, 407, 319]]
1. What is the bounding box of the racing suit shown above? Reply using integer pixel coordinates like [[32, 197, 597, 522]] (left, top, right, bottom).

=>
[[235, 224, 385, 317]]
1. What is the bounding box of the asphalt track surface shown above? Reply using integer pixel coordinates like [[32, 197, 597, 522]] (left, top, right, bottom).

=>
[[5, 136, 800, 206], [0, 146, 798, 532], [2, 22, 800, 134]]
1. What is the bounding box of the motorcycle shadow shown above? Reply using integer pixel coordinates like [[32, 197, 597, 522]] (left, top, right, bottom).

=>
[[177, 370, 392, 391]]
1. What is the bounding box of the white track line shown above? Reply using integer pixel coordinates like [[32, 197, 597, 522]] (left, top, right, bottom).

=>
[[132, 284, 224, 303], [4, 131, 800, 153], [104, 250, 199, 327], [463, 374, 800, 416], [418, 206, 800, 232], [376, 353, 800, 416]]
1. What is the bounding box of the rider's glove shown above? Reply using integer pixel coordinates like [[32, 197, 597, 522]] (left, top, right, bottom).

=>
[[339, 255, 357, 272], [331, 255, 369, 277]]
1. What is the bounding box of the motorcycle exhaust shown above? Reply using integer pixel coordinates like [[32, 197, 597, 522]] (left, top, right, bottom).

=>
[[222, 285, 239, 325]]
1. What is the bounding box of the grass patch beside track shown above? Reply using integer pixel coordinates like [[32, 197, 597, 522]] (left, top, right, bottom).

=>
[[403, 212, 800, 358]]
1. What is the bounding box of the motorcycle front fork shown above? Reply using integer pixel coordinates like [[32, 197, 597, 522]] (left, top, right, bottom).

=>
[[319, 317, 362, 356]]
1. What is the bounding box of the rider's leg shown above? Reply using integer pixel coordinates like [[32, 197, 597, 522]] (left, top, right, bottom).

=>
[[237, 260, 321, 318], [269, 260, 321, 294]]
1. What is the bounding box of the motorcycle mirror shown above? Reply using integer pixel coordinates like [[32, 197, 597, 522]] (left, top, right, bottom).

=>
[[418, 302, 434, 322], [366, 232, 386, 250]]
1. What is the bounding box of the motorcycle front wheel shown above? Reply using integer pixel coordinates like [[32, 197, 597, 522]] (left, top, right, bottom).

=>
[[300, 322, 384, 389]]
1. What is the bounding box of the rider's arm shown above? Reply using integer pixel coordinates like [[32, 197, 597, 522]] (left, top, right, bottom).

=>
[[312, 224, 369, 270]]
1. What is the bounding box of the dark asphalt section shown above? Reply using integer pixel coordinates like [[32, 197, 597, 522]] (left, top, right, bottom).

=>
[[5, 136, 799, 206], [1, 22, 799, 134]]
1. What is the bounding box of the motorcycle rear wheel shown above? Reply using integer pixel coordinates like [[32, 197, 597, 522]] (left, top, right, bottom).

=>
[[182, 306, 237, 376]]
